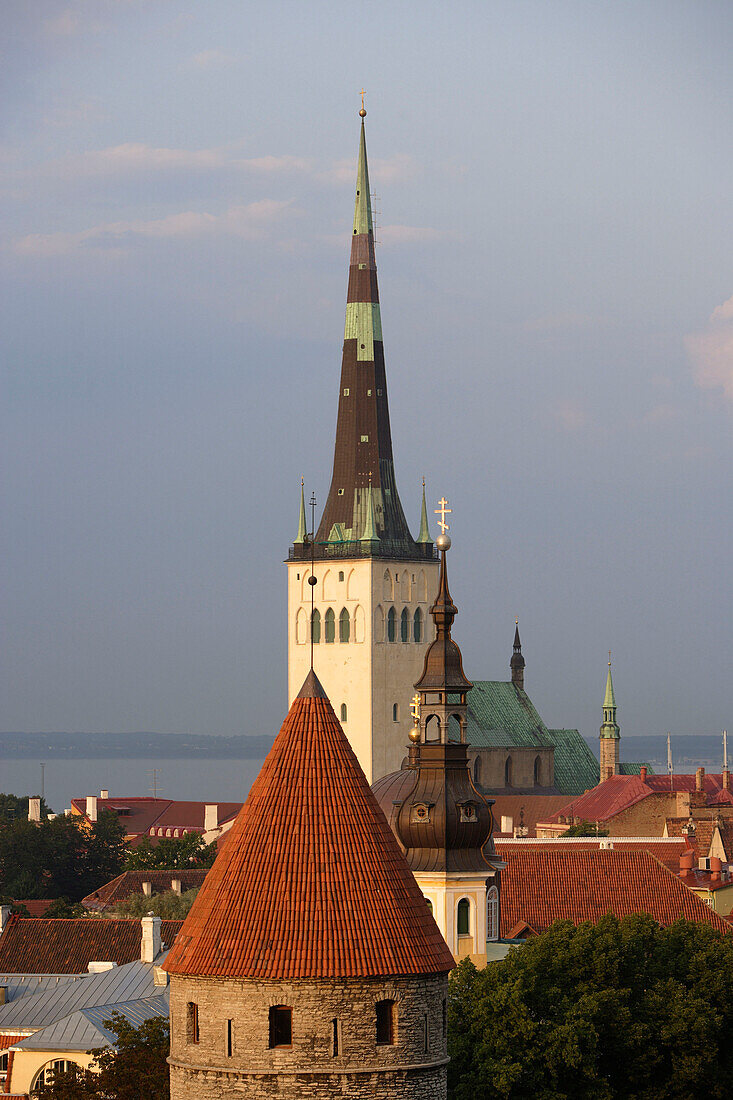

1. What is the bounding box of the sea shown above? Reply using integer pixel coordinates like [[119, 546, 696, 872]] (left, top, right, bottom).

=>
[[0, 757, 267, 815]]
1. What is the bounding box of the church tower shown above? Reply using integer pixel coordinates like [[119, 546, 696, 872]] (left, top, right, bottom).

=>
[[164, 670, 453, 1099], [287, 106, 439, 783], [599, 655, 620, 781]]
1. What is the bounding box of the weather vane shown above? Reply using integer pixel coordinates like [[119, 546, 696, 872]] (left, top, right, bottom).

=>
[[435, 496, 452, 534]]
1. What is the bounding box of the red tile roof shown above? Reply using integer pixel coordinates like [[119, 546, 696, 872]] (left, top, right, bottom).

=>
[[70, 797, 242, 839], [541, 774, 733, 829], [81, 870, 208, 911], [0, 917, 183, 974], [164, 671, 455, 980], [10, 901, 54, 918], [498, 848, 731, 936], [496, 837, 689, 873], [0, 1035, 24, 1051]]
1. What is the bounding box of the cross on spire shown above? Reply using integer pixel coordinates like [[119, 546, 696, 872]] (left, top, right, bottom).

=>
[[435, 497, 451, 533]]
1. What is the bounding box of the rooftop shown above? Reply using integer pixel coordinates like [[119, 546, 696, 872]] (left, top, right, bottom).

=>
[[10, 992, 169, 1052], [0, 917, 182, 975], [540, 772, 733, 828], [82, 869, 207, 911]]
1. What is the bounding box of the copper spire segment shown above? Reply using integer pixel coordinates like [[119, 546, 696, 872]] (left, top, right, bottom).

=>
[[312, 114, 423, 557], [163, 673, 454, 979], [415, 539, 472, 694]]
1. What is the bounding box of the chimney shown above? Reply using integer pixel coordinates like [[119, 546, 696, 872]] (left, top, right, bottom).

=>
[[710, 856, 722, 879], [100, 789, 109, 800], [695, 767, 705, 792], [500, 815, 513, 835], [28, 797, 41, 823], [142, 881, 153, 898], [204, 804, 218, 833], [723, 769, 730, 791], [639, 766, 647, 783], [86, 795, 98, 822], [0, 905, 12, 933], [141, 914, 162, 963], [679, 850, 694, 876], [171, 878, 182, 895]]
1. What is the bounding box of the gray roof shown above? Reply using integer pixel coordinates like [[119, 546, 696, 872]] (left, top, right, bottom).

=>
[[0, 974, 82, 1004], [0, 956, 167, 1031], [11, 993, 169, 1052]]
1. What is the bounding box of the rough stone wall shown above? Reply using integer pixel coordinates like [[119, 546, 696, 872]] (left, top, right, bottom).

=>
[[169, 972, 448, 1100]]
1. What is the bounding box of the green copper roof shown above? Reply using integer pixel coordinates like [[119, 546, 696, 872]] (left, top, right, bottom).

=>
[[464, 681, 600, 795], [360, 483, 379, 541], [619, 762, 654, 776], [353, 120, 373, 236], [417, 482, 432, 544], [604, 664, 616, 709], [294, 482, 307, 544]]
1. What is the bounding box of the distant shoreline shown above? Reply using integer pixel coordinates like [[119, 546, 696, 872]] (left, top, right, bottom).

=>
[[0, 732, 273, 760]]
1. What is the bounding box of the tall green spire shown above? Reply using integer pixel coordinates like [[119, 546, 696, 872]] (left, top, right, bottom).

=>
[[417, 479, 432, 544], [603, 662, 616, 710], [360, 481, 379, 542], [352, 118, 374, 236], [600, 655, 619, 740], [294, 479, 307, 544]]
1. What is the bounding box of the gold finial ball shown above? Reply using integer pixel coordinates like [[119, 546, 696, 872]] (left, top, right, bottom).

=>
[[436, 533, 451, 551], [409, 724, 421, 744], [359, 107, 367, 117]]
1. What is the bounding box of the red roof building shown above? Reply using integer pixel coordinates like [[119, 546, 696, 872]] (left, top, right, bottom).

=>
[[82, 870, 208, 912], [69, 796, 242, 847], [0, 917, 183, 975]]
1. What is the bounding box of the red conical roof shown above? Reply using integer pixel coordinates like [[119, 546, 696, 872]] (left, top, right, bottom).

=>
[[163, 671, 454, 979]]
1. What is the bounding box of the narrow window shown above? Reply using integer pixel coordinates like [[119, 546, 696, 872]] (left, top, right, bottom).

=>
[[387, 606, 396, 642], [474, 756, 482, 785], [343, 388, 350, 396], [311, 608, 321, 644], [360, 434, 369, 442], [187, 1002, 199, 1044], [400, 607, 409, 642], [331, 1018, 339, 1057], [338, 570, 344, 581], [324, 608, 335, 643], [392, 703, 399, 722], [340, 703, 348, 722], [375, 1000, 395, 1046], [423, 1013, 429, 1053], [226, 1019, 233, 1058], [339, 607, 350, 642], [534, 755, 541, 786], [457, 898, 470, 937], [487, 886, 499, 942], [504, 755, 513, 787], [413, 607, 423, 643], [442, 999, 447, 1039], [269, 1006, 292, 1048]]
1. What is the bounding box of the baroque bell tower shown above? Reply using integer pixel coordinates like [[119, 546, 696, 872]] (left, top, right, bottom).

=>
[[287, 104, 439, 783]]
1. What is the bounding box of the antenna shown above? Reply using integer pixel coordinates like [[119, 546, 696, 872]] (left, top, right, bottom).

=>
[[724, 730, 728, 772], [667, 732, 673, 793], [308, 491, 317, 671], [148, 768, 163, 799]]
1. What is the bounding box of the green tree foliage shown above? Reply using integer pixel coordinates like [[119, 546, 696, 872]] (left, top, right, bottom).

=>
[[0, 811, 125, 902], [0, 793, 51, 822], [448, 914, 733, 1100], [32, 1013, 169, 1100], [561, 821, 610, 836], [111, 887, 200, 920], [44, 897, 87, 918], [124, 832, 217, 870]]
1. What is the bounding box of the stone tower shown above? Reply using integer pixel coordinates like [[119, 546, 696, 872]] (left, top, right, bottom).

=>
[[287, 108, 440, 783], [510, 619, 525, 690], [373, 528, 503, 965], [164, 669, 454, 1100], [599, 656, 620, 781]]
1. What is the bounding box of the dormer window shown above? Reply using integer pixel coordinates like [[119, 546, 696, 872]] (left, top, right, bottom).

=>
[[458, 802, 477, 823], [410, 802, 433, 825]]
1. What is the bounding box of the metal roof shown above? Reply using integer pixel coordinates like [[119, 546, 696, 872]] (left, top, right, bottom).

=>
[[0, 975, 82, 1005], [10, 993, 168, 1052], [0, 957, 166, 1031]]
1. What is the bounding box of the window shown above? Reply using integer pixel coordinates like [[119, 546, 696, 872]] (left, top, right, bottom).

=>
[[187, 1002, 199, 1044], [339, 607, 350, 642], [324, 607, 335, 643], [311, 608, 321, 644], [32, 1060, 77, 1089], [360, 434, 369, 442], [331, 1018, 340, 1057], [367, 388, 372, 395], [425, 896, 433, 915], [269, 1005, 292, 1048], [0, 1052, 7, 1078], [413, 607, 423, 643], [375, 999, 395, 1045], [400, 607, 409, 642], [487, 886, 499, 942], [423, 1013, 429, 1053], [474, 756, 482, 785], [226, 1019, 233, 1058], [340, 703, 348, 722], [387, 606, 397, 642], [392, 703, 399, 722], [338, 570, 344, 581], [505, 756, 513, 787], [337, 488, 344, 496], [534, 755, 542, 786], [457, 898, 470, 937], [343, 388, 350, 396]]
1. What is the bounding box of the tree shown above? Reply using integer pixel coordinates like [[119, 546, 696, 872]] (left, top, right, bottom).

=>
[[32, 1013, 169, 1100], [561, 821, 609, 837], [111, 887, 199, 920], [0, 793, 51, 823], [124, 832, 217, 870], [448, 914, 733, 1100]]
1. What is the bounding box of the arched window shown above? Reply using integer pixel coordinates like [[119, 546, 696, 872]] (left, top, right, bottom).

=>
[[354, 604, 365, 643], [457, 898, 470, 937], [324, 608, 336, 643], [32, 1060, 79, 1090], [295, 607, 307, 644], [534, 755, 542, 786], [340, 703, 348, 722], [339, 607, 350, 642], [375, 1000, 395, 1046], [413, 607, 423, 643], [311, 608, 321, 644], [424, 897, 433, 915], [400, 607, 409, 642], [505, 755, 513, 788], [387, 606, 397, 642], [474, 756, 482, 786], [392, 703, 399, 722], [383, 570, 393, 600], [487, 886, 499, 942]]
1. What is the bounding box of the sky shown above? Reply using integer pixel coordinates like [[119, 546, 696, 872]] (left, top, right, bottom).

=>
[[1, 0, 731, 751]]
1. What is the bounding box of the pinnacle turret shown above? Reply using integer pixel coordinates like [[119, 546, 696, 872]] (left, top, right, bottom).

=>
[[294, 480, 307, 544], [510, 619, 525, 689], [417, 480, 433, 544], [599, 655, 620, 781]]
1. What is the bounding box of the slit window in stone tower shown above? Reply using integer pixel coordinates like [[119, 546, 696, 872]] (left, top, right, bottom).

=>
[[226, 1019, 233, 1058], [339, 607, 350, 642], [331, 1018, 340, 1057], [387, 606, 396, 642], [269, 1006, 292, 1048], [400, 607, 409, 642], [413, 607, 423, 643], [187, 1002, 199, 1044], [375, 999, 395, 1046]]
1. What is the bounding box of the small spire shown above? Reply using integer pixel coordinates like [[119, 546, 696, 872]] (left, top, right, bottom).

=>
[[604, 655, 616, 710], [294, 478, 307, 544], [510, 617, 525, 689], [417, 478, 432, 543], [360, 477, 380, 541]]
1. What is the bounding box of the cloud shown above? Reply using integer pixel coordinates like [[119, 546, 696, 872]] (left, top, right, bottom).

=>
[[190, 49, 235, 70], [685, 294, 733, 402], [13, 199, 295, 257]]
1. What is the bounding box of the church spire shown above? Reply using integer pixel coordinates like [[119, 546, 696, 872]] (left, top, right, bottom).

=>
[[510, 618, 525, 690], [417, 479, 433, 544], [312, 107, 422, 557], [294, 479, 307, 544], [599, 653, 620, 781]]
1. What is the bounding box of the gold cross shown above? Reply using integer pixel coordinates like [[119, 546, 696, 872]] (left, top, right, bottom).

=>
[[434, 496, 451, 533], [361, 88, 365, 111], [410, 693, 421, 723]]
